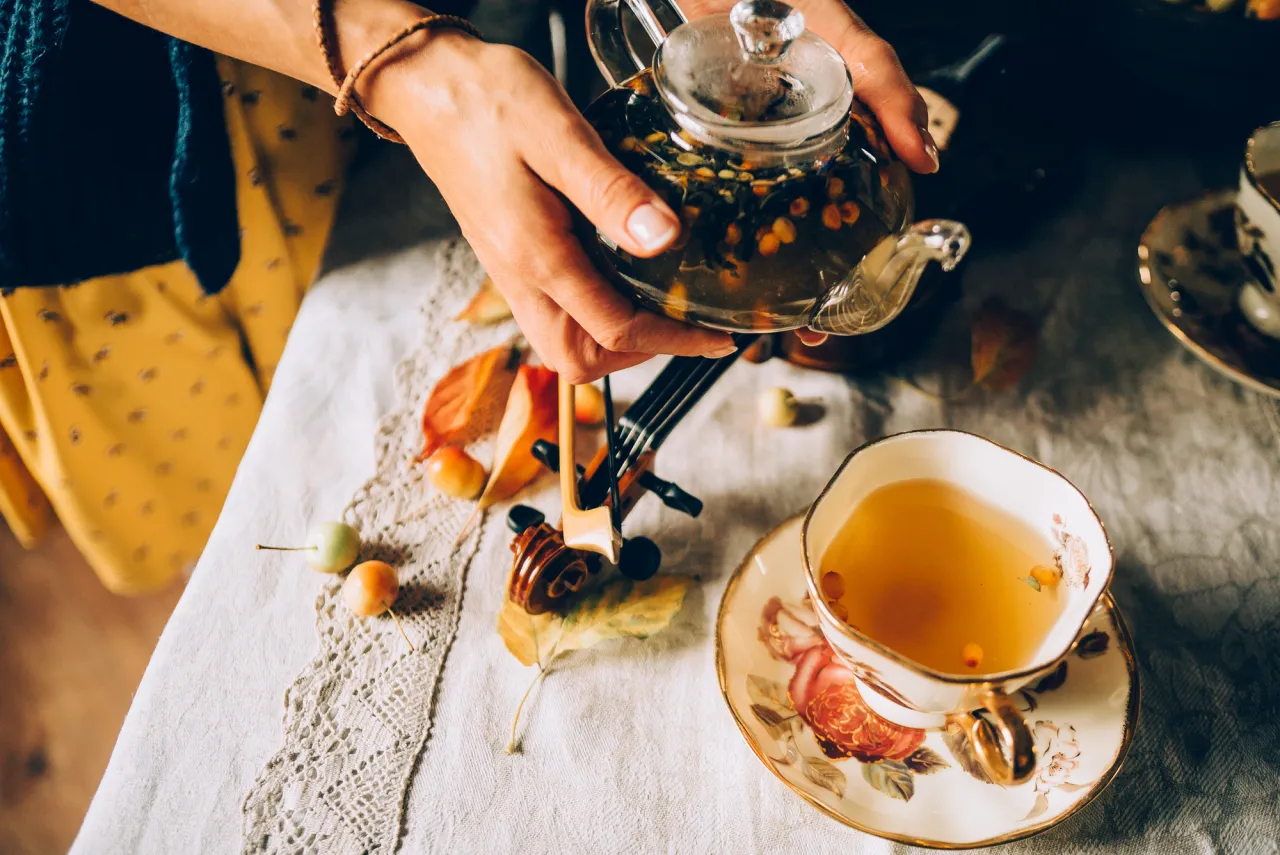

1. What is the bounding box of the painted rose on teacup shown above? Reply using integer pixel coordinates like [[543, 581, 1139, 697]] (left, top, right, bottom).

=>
[[760, 597, 925, 763], [800, 430, 1114, 786]]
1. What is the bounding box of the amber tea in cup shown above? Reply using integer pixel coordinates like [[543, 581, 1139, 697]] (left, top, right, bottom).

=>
[[817, 478, 1066, 676]]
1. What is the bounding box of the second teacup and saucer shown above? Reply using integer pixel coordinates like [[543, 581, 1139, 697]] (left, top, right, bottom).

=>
[[1137, 120, 1280, 398], [715, 430, 1140, 848]]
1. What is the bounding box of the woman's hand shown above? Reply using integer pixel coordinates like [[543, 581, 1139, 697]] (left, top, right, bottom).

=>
[[89, 0, 930, 380], [679, 0, 939, 175], [375, 3, 936, 379], [373, 31, 736, 384]]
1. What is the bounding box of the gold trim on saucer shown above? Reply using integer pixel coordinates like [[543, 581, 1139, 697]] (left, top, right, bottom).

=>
[[714, 514, 1142, 850]]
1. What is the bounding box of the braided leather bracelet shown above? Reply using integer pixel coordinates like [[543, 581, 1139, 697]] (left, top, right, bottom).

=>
[[314, 2, 482, 143]]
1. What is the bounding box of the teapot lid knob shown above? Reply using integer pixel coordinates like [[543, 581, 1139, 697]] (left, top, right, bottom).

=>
[[729, 0, 804, 63], [652, 0, 852, 147]]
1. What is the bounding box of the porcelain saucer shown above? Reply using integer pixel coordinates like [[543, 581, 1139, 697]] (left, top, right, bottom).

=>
[[715, 515, 1140, 849], [1137, 189, 1280, 398]]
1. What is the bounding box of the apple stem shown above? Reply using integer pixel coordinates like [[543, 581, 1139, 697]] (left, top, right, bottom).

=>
[[386, 605, 415, 652], [255, 545, 317, 551], [452, 505, 481, 551]]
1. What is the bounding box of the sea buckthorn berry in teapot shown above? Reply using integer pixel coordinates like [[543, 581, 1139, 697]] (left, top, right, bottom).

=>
[[582, 0, 971, 336]]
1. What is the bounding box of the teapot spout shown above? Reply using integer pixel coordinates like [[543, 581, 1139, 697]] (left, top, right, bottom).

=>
[[808, 220, 971, 336]]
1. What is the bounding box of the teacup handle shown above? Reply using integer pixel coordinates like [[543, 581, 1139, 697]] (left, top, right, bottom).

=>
[[952, 690, 1036, 787]]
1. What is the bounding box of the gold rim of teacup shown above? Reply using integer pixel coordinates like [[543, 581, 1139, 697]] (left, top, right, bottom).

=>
[[799, 428, 1116, 687]]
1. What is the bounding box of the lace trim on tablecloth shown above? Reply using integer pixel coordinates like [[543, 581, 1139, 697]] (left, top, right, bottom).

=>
[[242, 240, 510, 854]]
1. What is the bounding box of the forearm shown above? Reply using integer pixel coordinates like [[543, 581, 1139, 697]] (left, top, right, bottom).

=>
[[89, 0, 444, 106]]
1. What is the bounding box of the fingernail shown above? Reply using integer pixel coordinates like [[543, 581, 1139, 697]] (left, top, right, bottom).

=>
[[918, 126, 940, 173], [706, 342, 738, 358], [627, 203, 679, 252]]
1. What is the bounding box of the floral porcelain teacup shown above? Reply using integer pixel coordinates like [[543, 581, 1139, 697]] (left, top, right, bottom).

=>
[[800, 430, 1113, 786], [1237, 120, 1280, 339]]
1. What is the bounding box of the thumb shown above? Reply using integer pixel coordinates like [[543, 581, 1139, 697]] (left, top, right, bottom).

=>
[[524, 114, 681, 258]]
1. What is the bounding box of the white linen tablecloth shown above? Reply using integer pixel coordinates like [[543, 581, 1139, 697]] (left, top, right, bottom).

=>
[[72, 138, 1280, 855]]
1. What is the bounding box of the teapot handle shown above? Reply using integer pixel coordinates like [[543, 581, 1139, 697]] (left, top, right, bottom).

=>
[[585, 0, 687, 86]]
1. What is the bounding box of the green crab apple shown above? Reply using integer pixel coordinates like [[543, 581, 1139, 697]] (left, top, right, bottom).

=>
[[256, 521, 361, 574]]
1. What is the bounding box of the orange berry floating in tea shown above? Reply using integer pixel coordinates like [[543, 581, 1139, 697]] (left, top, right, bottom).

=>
[[818, 478, 1065, 675]]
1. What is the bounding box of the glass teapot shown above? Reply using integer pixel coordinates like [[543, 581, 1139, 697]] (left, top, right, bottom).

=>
[[581, 0, 970, 335]]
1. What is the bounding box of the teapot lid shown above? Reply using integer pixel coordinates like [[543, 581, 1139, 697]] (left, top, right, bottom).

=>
[[654, 0, 853, 148]]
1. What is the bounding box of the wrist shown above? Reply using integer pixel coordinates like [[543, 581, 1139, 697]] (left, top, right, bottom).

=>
[[364, 27, 487, 137], [325, 0, 482, 131]]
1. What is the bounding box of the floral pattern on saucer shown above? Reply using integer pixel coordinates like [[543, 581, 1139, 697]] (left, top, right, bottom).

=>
[[753, 595, 1110, 813], [717, 516, 1140, 849]]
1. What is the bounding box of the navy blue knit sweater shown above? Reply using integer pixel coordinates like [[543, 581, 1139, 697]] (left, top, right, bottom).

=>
[[0, 0, 239, 293]]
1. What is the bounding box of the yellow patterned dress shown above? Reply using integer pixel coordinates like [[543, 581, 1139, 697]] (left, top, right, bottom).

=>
[[0, 58, 353, 594]]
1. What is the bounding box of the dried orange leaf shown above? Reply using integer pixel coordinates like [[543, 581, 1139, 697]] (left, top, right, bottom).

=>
[[416, 344, 521, 463], [971, 298, 1037, 392], [454, 276, 513, 324], [478, 364, 558, 510], [455, 365, 558, 545]]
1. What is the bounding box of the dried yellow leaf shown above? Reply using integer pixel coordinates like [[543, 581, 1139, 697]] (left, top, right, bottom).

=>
[[497, 575, 692, 668], [498, 576, 693, 753], [495, 599, 562, 668], [454, 276, 513, 324]]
